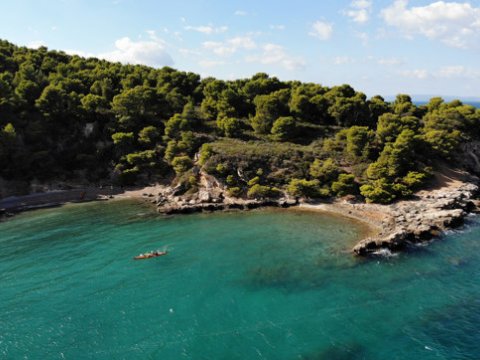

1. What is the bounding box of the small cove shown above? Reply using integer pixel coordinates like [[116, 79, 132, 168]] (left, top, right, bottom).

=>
[[1, 200, 480, 359]]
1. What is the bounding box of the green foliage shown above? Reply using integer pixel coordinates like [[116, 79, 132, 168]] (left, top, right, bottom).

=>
[[286, 178, 321, 198], [360, 179, 397, 204], [344, 126, 375, 161], [392, 94, 416, 115], [309, 158, 339, 183], [423, 129, 461, 159], [138, 126, 160, 145], [112, 85, 163, 122], [171, 155, 193, 175], [331, 174, 357, 196], [401, 171, 428, 190], [226, 175, 235, 185], [227, 186, 242, 197], [125, 150, 157, 168], [0, 39, 474, 201], [251, 89, 290, 134], [164, 140, 180, 162], [247, 176, 260, 186], [325, 90, 370, 127], [198, 143, 214, 165], [3, 123, 16, 138], [116, 166, 140, 185], [271, 116, 297, 141], [217, 116, 242, 137], [367, 129, 419, 180], [177, 131, 197, 154], [215, 163, 228, 174], [376, 113, 420, 145], [81, 93, 108, 113], [165, 113, 189, 139], [112, 132, 135, 155], [247, 184, 281, 199]]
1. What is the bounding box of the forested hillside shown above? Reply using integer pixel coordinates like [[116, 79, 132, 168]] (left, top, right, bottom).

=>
[[0, 39, 479, 203]]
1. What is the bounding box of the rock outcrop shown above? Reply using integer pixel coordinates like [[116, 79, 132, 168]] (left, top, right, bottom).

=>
[[143, 170, 298, 215], [353, 180, 479, 256]]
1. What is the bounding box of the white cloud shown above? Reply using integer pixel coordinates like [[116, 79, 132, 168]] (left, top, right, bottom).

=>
[[309, 21, 333, 40], [235, 10, 247, 16], [270, 24, 286, 30], [381, 0, 480, 48], [437, 65, 480, 78], [246, 43, 306, 70], [185, 24, 228, 35], [400, 69, 429, 79], [99, 36, 173, 67], [203, 36, 256, 57], [344, 0, 373, 24], [27, 40, 47, 49], [228, 36, 256, 49], [65, 49, 96, 58]]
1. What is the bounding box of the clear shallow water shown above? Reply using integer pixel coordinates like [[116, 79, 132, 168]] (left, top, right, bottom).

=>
[[1, 201, 480, 359]]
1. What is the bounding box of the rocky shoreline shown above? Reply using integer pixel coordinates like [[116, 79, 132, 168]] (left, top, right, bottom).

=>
[[352, 177, 479, 256], [2, 170, 479, 257], [134, 171, 480, 257]]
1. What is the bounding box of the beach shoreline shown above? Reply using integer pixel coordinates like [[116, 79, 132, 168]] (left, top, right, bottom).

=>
[[2, 169, 478, 256]]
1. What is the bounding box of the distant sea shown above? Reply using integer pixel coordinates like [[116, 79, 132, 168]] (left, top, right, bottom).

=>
[[2, 200, 480, 359], [414, 101, 480, 108]]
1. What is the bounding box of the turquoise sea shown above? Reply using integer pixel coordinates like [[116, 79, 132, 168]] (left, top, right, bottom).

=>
[[1, 200, 480, 359]]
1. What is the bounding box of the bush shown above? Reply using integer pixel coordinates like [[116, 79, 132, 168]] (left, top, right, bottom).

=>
[[402, 171, 428, 190], [215, 163, 228, 175], [138, 126, 160, 145], [247, 184, 281, 199], [226, 175, 236, 185], [309, 158, 339, 183], [331, 174, 357, 196], [199, 144, 214, 165], [247, 176, 260, 186], [171, 156, 193, 174], [360, 179, 396, 204], [217, 117, 243, 137], [227, 186, 242, 197], [286, 178, 321, 198], [271, 116, 296, 141]]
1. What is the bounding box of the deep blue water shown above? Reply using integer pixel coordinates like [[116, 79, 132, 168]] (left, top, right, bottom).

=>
[[1, 200, 480, 359]]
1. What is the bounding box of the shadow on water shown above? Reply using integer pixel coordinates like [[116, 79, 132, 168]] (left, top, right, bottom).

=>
[[298, 342, 368, 360], [245, 264, 327, 292], [242, 258, 366, 293], [419, 296, 480, 357]]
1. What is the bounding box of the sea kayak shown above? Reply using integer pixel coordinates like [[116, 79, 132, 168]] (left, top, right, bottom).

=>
[[133, 251, 167, 260]]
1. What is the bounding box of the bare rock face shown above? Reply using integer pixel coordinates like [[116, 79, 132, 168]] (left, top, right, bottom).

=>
[[353, 179, 479, 256], [198, 190, 211, 203], [459, 141, 480, 174], [154, 171, 297, 216]]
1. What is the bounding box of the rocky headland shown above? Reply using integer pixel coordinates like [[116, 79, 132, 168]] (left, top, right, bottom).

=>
[[352, 180, 478, 255]]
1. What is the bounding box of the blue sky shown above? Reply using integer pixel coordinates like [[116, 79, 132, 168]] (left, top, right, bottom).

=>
[[1, 0, 480, 98]]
